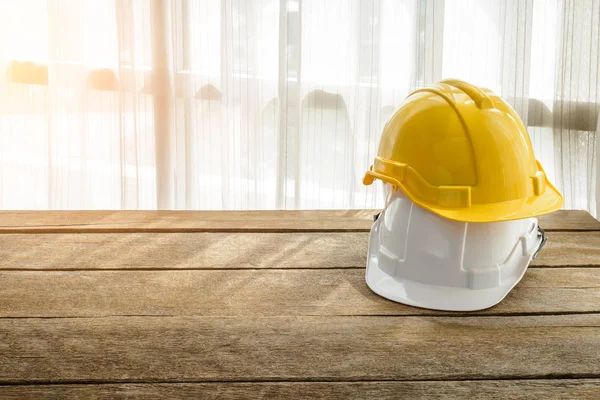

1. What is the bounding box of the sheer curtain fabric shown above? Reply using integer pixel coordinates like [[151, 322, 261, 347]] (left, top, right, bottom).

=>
[[0, 0, 597, 217]]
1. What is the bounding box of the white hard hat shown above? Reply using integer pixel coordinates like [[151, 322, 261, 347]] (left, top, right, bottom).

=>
[[366, 185, 546, 311]]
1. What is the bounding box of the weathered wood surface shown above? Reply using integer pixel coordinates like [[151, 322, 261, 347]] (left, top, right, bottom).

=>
[[1, 380, 599, 400], [1, 315, 600, 383], [0, 209, 596, 233], [0, 231, 596, 270], [1, 268, 599, 318], [0, 210, 598, 397]]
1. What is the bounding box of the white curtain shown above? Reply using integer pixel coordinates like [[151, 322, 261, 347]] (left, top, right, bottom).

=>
[[0, 0, 597, 217]]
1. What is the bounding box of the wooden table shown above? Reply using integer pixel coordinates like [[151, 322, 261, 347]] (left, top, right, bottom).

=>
[[0, 210, 599, 399]]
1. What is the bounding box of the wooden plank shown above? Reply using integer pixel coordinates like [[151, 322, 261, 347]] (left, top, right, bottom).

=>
[[0, 231, 596, 270], [0, 209, 596, 233], [0, 268, 599, 318], [538, 232, 600, 267], [0, 232, 365, 270], [0, 210, 375, 233], [1, 380, 599, 399], [1, 314, 600, 382]]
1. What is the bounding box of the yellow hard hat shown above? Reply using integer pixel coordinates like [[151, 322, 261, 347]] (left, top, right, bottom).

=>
[[363, 79, 564, 223]]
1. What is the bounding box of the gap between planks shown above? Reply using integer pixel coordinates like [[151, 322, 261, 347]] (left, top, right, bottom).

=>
[[1, 376, 600, 385], [0, 379, 600, 400]]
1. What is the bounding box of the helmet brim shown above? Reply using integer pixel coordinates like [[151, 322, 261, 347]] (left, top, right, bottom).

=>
[[364, 164, 564, 223], [424, 182, 564, 223], [365, 258, 528, 311]]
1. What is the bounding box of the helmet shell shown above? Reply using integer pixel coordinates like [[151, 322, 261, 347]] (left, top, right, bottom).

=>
[[363, 79, 563, 222], [366, 187, 542, 311]]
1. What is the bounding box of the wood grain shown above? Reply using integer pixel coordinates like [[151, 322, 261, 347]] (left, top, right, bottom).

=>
[[0, 209, 597, 393], [1, 315, 600, 382], [0, 209, 596, 233], [1, 380, 599, 399], [0, 231, 596, 270], [1, 268, 600, 318]]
